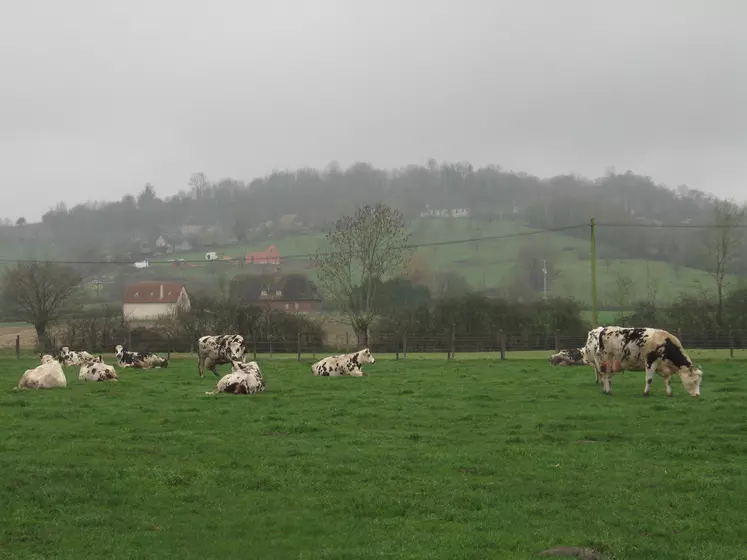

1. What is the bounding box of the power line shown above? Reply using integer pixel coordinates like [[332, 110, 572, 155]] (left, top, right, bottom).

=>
[[595, 222, 747, 229], [0, 224, 588, 265]]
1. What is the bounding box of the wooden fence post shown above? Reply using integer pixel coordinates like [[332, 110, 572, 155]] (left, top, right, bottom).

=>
[[730, 329, 734, 359], [403, 333, 407, 360], [395, 335, 399, 360], [297, 332, 301, 362], [252, 331, 257, 361], [16, 335, 20, 360], [499, 330, 506, 360], [345, 331, 349, 353], [555, 329, 560, 352], [449, 325, 456, 360]]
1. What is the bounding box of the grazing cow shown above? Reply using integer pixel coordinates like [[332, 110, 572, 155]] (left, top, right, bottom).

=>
[[549, 348, 587, 366], [206, 360, 265, 395], [16, 360, 67, 389], [584, 326, 702, 397], [114, 345, 168, 369], [197, 334, 246, 378], [79, 356, 119, 382], [57, 346, 96, 367], [311, 348, 375, 377]]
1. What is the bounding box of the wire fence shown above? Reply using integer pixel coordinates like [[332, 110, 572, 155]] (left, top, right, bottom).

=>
[[3, 329, 747, 361]]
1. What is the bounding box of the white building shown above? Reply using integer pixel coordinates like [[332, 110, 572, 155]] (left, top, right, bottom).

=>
[[122, 282, 191, 321]]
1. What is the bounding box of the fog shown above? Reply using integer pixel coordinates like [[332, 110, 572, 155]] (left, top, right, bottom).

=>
[[2, 0, 746, 220]]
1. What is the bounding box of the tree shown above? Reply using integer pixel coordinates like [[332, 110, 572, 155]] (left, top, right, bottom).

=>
[[315, 203, 412, 345], [137, 183, 158, 207], [232, 211, 250, 242], [188, 172, 210, 199], [706, 200, 745, 329], [1, 262, 81, 350], [15, 217, 27, 227], [612, 271, 635, 325]]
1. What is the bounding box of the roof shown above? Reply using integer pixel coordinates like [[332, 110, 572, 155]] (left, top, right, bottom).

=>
[[123, 282, 187, 304], [246, 244, 279, 256]]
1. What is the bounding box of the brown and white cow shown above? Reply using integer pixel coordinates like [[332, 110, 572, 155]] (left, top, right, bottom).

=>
[[197, 334, 245, 378], [584, 326, 702, 397], [79, 356, 119, 382], [206, 360, 265, 395]]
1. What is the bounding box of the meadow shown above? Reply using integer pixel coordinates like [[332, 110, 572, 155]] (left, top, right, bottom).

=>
[[1, 352, 746, 559]]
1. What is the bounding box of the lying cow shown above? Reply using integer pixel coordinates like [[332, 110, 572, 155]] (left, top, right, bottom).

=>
[[585, 326, 702, 397], [58, 346, 96, 367], [206, 360, 265, 395], [39, 354, 56, 365], [197, 334, 245, 378], [549, 348, 587, 366], [16, 360, 67, 390], [79, 356, 119, 382], [114, 345, 168, 369], [311, 348, 375, 377]]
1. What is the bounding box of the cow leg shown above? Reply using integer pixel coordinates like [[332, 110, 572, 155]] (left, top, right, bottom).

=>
[[664, 376, 673, 397], [601, 373, 612, 394], [643, 364, 657, 397], [197, 354, 205, 378]]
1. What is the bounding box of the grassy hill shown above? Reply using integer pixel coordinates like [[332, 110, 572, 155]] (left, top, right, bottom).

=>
[[0, 218, 740, 308]]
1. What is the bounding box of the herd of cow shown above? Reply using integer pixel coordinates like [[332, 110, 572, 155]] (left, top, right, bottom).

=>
[[13, 326, 702, 398], [549, 326, 703, 397], [13, 334, 377, 395]]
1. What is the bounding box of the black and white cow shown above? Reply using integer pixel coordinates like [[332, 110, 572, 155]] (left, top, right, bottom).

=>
[[57, 346, 96, 367], [114, 345, 168, 369], [311, 348, 375, 377], [205, 360, 265, 395], [548, 348, 587, 366], [584, 326, 702, 397], [197, 334, 246, 378], [79, 356, 119, 382]]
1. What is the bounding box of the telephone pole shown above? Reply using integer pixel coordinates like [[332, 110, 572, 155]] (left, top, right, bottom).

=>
[[590, 218, 598, 325]]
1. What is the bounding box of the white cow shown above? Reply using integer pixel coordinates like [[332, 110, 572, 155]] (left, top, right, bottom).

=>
[[311, 348, 375, 377], [206, 360, 266, 395], [584, 326, 702, 397], [16, 360, 67, 390], [39, 354, 56, 364], [79, 357, 119, 382]]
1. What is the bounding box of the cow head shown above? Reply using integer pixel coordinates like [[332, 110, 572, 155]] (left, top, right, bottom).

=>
[[226, 338, 245, 361], [114, 345, 125, 359], [679, 365, 702, 397], [357, 348, 375, 365], [59, 346, 72, 359], [39, 354, 55, 365]]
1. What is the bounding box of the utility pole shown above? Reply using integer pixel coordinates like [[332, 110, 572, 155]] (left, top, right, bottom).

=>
[[542, 259, 547, 300], [590, 218, 598, 326]]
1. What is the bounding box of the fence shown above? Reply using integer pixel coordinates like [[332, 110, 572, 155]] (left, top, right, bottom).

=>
[[5, 328, 747, 360]]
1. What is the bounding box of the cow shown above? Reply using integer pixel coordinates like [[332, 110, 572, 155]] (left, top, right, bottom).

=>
[[57, 346, 96, 367], [583, 326, 604, 384], [206, 360, 266, 395], [79, 356, 119, 382], [549, 348, 587, 366], [39, 354, 56, 365], [114, 345, 168, 369], [584, 326, 702, 397], [16, 360, 67, 390], [311, 348, 375, 377], [197, 335, 246, 378]]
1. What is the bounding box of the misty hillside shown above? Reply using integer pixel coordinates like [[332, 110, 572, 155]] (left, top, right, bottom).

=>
[[0, 161, 743, 307]]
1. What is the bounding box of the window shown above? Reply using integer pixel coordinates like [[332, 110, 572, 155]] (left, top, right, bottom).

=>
[[285, 303, 289, 309], [294, 302, 299, 309]]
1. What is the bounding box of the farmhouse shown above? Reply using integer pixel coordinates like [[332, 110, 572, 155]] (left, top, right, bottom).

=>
[[235, 274, 322, 313], [245, 244, 280, 265], [155, 234, 193, 254], [257, 288, 322, 313], [122, 282, 191, 321]]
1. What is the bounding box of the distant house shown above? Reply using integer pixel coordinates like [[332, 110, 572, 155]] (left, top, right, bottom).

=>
[[234, 274, 322, 313], [122, 282, 191, 321], [256, 287, 322, 314], [155, 235, 193, 254], [245, 244, 280, 265], [419, 206, 471, 218]]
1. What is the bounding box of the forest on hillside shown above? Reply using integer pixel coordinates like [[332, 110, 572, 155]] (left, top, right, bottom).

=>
[[1, 161, 744, 277]]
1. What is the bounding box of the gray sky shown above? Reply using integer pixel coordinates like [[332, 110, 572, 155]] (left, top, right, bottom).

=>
[[2, 0, 746, 221]]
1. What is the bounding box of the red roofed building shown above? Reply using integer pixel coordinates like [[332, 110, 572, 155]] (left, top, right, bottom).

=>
[[122, 282, 191, 321], [245, 244, 280, 265]]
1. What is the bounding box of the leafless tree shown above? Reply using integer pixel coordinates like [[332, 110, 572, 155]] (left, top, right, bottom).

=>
[[1, 262, 81, 351], [612, 271, 635, 325], [315, 203, 412, 345], [706, 200, 745, 328]]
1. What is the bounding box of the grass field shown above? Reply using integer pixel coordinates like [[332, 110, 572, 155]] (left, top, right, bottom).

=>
[[2, 354, 746, 559]]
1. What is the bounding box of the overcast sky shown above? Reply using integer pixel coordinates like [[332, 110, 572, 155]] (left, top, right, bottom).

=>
[[2, 0, 746, 221]]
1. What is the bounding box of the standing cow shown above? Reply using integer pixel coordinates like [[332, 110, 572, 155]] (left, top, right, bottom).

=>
[[197, 335, 246, 378], [584, 326, 702, 397], [311, 348, 375, 377]]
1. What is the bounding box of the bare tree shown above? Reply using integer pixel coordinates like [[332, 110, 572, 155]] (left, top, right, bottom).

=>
[[706, 200, 745, 328], [612, 271, 635, 325], [1, 262, 81, 351], [315, 203, 412, 345]]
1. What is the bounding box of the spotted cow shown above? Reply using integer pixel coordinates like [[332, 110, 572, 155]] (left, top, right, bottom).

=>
[[311, 348, 375, 377], [16, 360, 67, 390], [79, 356, 119, 382], [197, 335, 246, 378], [39, 354, 56, 365], [57, 346, 96, 367], [583, 326, 604, 384], [114, 345, 168, 369], [549, 348, 587, 366], [584, 326, 702, 397], [205, 360, 265, 395]]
